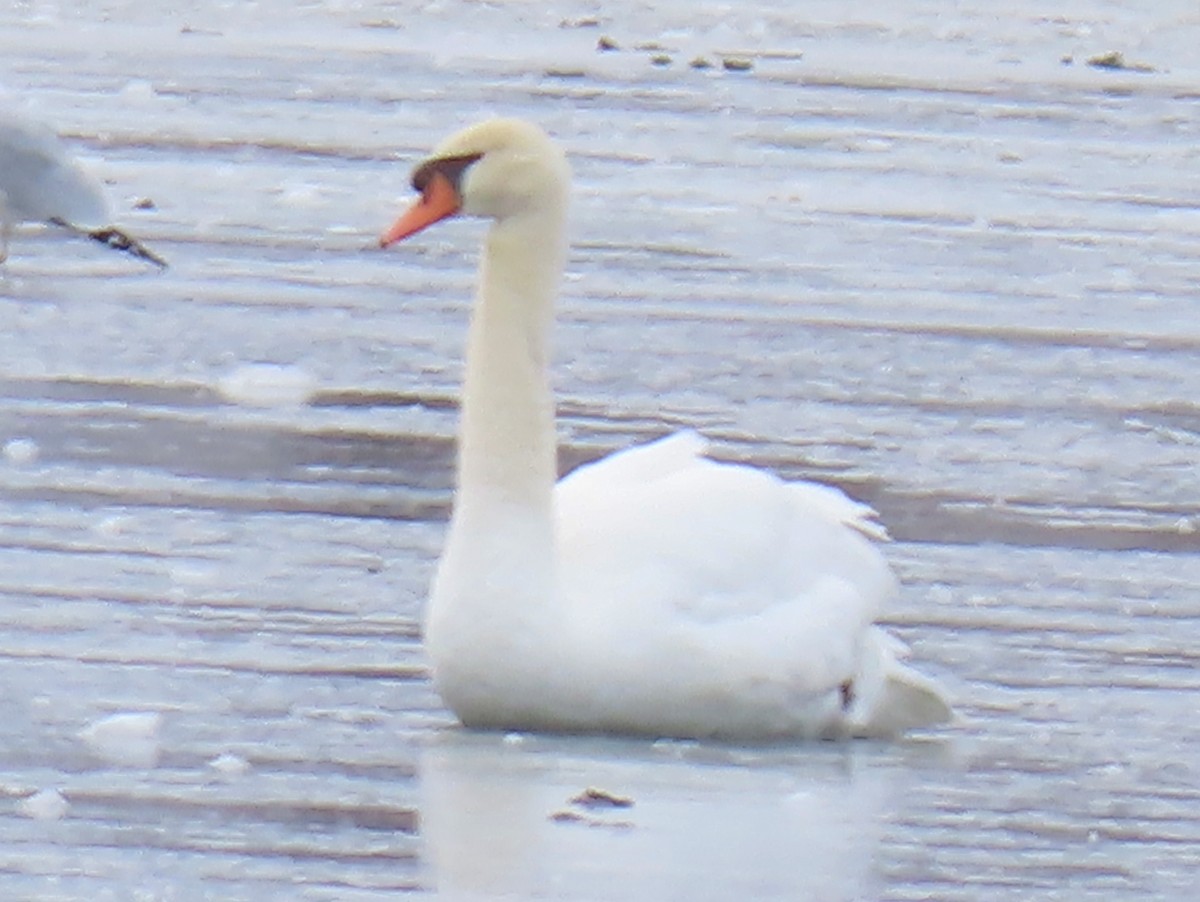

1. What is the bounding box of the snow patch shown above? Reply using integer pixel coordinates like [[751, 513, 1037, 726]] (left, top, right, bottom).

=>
[[3, 437, 39, 465], [80, 711, 163, 768], [19, 789, 69, 821], [208, 752, 251, 778], [217, 363, 317, 408]]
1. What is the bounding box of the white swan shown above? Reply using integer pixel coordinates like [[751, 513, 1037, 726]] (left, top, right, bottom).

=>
[[380, 118, 952, 740]]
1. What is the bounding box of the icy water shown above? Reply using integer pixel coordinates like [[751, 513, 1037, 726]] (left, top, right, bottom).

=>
[[2, 1, 1199, 899]]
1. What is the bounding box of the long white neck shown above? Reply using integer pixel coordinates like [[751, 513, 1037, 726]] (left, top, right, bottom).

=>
[[452, 208, 566, 529], [425, 205, 568, 709]]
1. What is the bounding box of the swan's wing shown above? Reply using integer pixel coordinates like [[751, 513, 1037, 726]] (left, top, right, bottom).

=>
[[557, 429, 710, 495], [560, 430, 889, 541], [555, 430, 896, 628], [787, 480, 890, 542], [553, 431, 949, 734]]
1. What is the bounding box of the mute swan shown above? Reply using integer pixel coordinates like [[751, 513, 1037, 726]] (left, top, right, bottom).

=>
[[380, 118, 951, 740], [0, 105, 165, 266]]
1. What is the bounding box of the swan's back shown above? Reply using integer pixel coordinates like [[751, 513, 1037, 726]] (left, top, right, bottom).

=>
[[556, 431, 893, 617], [546, 431, 946, 739]]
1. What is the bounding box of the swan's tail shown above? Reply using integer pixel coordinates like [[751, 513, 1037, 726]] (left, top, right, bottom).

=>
[[848, 629, 953, 737]]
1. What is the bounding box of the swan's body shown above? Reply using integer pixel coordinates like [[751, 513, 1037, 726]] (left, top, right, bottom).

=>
[[0, 104, 165, 266], [381, 118, 951, 740]]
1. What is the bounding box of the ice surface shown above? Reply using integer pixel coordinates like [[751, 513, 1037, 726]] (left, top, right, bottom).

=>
[[0, 2, 1198, 900]]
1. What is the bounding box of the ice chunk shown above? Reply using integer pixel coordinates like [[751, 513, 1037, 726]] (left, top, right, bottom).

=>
[[3, 437, 39, 464], [217, 362, 317, 408], [80, 711, 162, 768], [208, 752, 251, 777], [19, 789, 69, 821], [118, 79, 158, 104]]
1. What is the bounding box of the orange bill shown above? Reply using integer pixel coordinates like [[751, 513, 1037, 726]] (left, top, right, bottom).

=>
[[379, 171, 461, 247]]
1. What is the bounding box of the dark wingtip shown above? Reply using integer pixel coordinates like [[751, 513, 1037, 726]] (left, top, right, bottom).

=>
[[86, 226, 168, 268]]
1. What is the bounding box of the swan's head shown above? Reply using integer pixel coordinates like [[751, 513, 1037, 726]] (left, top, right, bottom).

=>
[[380, 118, 569, 248]]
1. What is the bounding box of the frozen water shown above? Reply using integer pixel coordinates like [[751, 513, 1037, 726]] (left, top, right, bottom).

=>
[[0, 1, 1198, 900]]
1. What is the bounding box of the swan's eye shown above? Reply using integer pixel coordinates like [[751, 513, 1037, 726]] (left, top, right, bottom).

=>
[[412, 153, 484, 194]]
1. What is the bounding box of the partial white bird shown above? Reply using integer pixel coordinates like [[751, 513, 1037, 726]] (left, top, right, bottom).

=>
[[380, 118, 952, 741], [0, 105, 165, 266]]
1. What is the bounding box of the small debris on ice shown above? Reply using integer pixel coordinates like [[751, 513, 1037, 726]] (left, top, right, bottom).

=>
[[570, 786, 634, 809]]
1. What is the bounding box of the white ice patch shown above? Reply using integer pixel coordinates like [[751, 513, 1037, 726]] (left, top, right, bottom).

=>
[[80, 711, 163, 768], [118, 79, 159, 105], [208, 752, 251, 778], [279, 182, 325, 208], [93, 514, 134, 538], [217, 362, 317, 408], [19, 788, 70, 821], [3, 437, 39, 465]]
